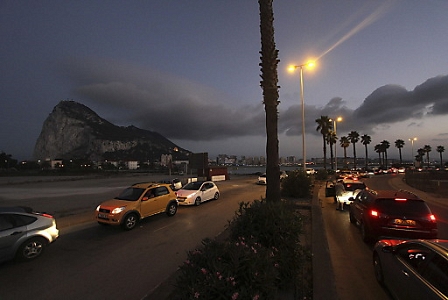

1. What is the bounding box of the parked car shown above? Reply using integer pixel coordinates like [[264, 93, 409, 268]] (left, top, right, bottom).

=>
[[257, 171, 288, 184], [95, 182, 178, 230], [176, 181, 220, 206], [257, 173, 267, 185], [349, 189, 438, 242], [306, 168, 316, 175], [0, 206, 59, 263], [159, 178, 182, 190], [373, 239, 448, 300]]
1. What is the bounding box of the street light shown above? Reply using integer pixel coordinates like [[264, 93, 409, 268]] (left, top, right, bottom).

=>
[[331, 117, 342, 171], [288, 61, 315, 172], [409, 137, 417, 166]]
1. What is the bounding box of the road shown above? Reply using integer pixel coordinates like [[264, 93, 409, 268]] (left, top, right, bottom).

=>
[[0, 175, 265, 300], [321, 174, 448, 300]]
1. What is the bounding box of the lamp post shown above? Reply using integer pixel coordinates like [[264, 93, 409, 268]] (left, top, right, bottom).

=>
[[289, 61, 315, 172], [409, 137, 417, 167], [332, 117, 342, 171]]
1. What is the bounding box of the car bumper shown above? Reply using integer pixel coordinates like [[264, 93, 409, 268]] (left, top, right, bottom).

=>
[[372, 226, 438, 239], [177, 198, 194, 205]]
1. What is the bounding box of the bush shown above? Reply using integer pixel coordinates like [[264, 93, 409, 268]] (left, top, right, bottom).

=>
[[315, 168, 329, 180], [281, 170, 312, 198], [173, 200, 310, 299]]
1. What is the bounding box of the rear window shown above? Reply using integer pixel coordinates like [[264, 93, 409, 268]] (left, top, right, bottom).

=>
[[375, 198, 430, 214], [343, 183, 366, 191]]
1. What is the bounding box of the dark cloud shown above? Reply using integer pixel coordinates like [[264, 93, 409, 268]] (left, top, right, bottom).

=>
[[63, 58, 448, 142]]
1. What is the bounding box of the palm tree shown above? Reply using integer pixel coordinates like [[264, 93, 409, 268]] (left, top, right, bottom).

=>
[[258, 0, 280, 202], [348, 131, 360, 169], [394, 139, 405, 165], [416, 148, 426, 168], [361, 134, 371, 170], [423, 145, 432, 168], [374, 144, 382, 166], [340, 136, 350, 167], [316, 116, 332, 170], [327, 130, 337, 170], [437, 145, 445, 169], [381, 140, 390, 169]]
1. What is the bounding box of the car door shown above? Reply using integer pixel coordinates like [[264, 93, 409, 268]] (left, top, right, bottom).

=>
[[0, 214, 28, 262], [389, 243, 441, 300], [351, 191, 367, 222], [201, 182, 214, 202], [325, 181, 336, 197], [140, 188, 159, 217], [153, 186, 171, 212]]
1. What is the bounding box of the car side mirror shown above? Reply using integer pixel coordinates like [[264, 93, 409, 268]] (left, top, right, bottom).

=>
[[142, 197, 149, 201], [349, 197, 354, 201]]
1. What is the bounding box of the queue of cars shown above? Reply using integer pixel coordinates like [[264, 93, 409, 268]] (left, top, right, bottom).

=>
[[1, 179, 221, 263], [327, 170, 447, 299]]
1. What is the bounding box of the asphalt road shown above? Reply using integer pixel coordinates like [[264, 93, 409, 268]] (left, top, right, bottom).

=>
[[0, 174, 265, 300]]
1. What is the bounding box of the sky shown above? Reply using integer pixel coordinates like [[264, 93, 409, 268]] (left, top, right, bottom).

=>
[[1, 0, 448, 162]]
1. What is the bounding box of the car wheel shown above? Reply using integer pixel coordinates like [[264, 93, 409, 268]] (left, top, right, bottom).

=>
[[194, 197, 201, 206], [361, 222, 371, 243], [349, 211, 356, 224], [16, 237, 47, 261], [122, 213, 138, 230], [213, 192, 219, 200], [166, 201, 178, 216], [373, 253, 384, 285]]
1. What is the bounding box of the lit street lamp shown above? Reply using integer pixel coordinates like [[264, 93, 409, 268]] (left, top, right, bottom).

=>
[[409, 137, 417, 166], [288, 61, 315, 172]]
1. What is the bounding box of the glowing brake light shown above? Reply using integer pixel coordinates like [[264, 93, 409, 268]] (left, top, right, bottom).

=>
[[429, 214, 436, 222], [394, 198, 407, 201], [370, 210, 379, 217]]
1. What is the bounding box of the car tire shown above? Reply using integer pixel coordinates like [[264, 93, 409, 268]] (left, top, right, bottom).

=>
[[373, 253, 384, 285], [122, 213, 138, 230], [213, 192, 219, 200], [194, 197, 201, 206], [16, 236, 47, 261], [361, 222, 371, 243], [349, 211, 356, 224], [166, 201, 178, 216]]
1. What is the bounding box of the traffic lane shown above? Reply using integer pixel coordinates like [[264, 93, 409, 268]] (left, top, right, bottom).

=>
[[320, 185, 392, 300], [0, 179, 265, 300]]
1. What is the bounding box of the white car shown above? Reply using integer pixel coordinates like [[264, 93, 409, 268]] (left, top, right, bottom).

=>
[[335, 179, 366, 209], [306, 168, 316, 175], [257, 173, 267, 185], [176, 181, 220, 206]]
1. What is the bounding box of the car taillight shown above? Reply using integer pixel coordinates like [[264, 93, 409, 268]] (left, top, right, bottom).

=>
[[41, 213, 54, 218], [370, 210, 379, 217], [429, 214, 436, 222], [394, 198, 407, 201]]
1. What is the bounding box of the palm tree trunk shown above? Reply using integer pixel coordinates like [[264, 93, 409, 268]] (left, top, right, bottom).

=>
[[364, 145, 368, 170], [352, 143, 357, 169], [323, 136, 327, 170], [259, 0, 280, 202]]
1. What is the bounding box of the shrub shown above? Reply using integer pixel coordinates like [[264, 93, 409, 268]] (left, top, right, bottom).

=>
[[173, 200, 310, 299], [315, 168, 329, 180], [281, 170, 312, 198]]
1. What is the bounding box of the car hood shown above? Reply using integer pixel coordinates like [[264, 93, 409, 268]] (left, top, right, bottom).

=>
[[176, 189, 198, 198], [99, 198, 135, 208]]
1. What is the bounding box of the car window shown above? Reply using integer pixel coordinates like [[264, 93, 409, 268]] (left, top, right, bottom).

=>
[[116, 187, 146, 201], [183, 182, 203, 190], [396, 243, 432, 272], [421, 254, 448, 297], [0, 215, 14, 231], [343, 183, 366, 191], [375, 199, 430, 214], [154, 186, 169, 197]]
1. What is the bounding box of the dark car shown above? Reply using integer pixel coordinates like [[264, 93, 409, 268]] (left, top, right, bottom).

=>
[[0, 206, 59, 263], [349, 189, 438, 242], [373, 239, 448, 300]]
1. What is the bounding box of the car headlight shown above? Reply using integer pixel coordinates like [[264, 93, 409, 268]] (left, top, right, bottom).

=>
[[96, 205, 101, 211], [111, 206, 126, 214]]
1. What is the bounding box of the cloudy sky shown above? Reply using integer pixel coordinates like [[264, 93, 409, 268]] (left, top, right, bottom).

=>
[[1, 0, 448, 161]]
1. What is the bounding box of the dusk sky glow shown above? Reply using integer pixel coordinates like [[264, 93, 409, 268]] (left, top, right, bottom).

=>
[[1, 0, 448, 161]]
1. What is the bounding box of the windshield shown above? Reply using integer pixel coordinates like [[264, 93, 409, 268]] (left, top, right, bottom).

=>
[[115, 187, 145, 201], [182, 182, 203, 190], [376, 199, 430, 214]]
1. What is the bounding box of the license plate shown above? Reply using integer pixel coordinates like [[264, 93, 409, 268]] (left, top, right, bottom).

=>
[[393, 219, 416, 226], [98, 213, 108, 219]]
